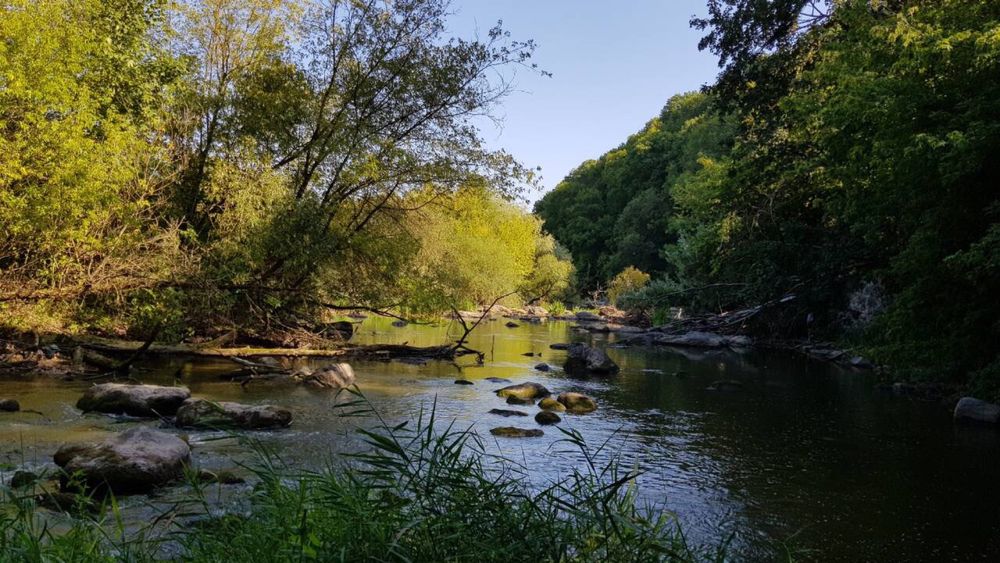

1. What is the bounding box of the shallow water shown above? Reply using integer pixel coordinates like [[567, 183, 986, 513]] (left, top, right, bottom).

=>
[[2, 317, 999, 561]]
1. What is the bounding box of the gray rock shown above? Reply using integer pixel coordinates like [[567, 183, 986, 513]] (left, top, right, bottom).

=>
[[0, 398, 20, 412], [564, 344, 619, 375], [954, 397, 1000, 424], [496, 382, 551, 400], [54, 427, 190, 494], [298, 363, 355, 389], [175, 399, 292, 430], [557, 392, 597, 414], [76, 384, 190, 417], [534, 363, 551, 372], [575, 311, 601, 322], [505, 321, 519, 328], [490, 427, 543, 438], [534, 411, 561, 425], [485, 377, 512, 383]]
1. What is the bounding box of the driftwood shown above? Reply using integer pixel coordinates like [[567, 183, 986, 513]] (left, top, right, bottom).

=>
[[651, 294, 797, 335]]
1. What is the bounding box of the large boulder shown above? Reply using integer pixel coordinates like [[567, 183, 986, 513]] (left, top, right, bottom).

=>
[[54, 428, 190, 494], [175, 399, 292, 430], [557, 392, 598, 414], [563, 344, 619, 375], [495, 382, 550, 401], [77, 384, 190, 417], [296, 363, 356, 389], [954, 397, 1000, 424]]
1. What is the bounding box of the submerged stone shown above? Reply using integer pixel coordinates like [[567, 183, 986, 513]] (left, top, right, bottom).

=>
[[489, 408, 529, 417], [490, 426, 543, 438]]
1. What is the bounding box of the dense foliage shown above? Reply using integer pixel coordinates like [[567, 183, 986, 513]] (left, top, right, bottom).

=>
[[536, 0, 1000, 394], [0, 0, 569, 338]]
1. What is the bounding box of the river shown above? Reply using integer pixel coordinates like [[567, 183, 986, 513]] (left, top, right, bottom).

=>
[[2, 317, 998, 561]]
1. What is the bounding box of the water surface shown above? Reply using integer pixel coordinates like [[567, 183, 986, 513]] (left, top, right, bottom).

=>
[[2, 317, 998, 561]]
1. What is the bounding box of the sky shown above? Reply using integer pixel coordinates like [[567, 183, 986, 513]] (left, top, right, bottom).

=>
[[447, 0, 721, 203]]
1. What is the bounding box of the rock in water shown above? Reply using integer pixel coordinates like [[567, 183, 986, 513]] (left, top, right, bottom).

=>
[[538, 397, 567, 412], [954, 397, 1000, 424], [505, 321, 519, 328], [563, 344, 619, 375], [535, 411, 561, 425], [454, 379, 474, 385], [54, 428, 190, 494], [557, 392, 597, 414], [77, 384, 190, 417], [175, 399, 292, 430], [0, 398, 20, 412], [534, 363, 551, 372], [490, 427, 544, 438], [298, 363, 355, 389], [489, 408, 529, 417], [506, 396, 534, 405], [496, 382, 551, 400], [549, 343, 571, 350], [706, 380, 743, 392]]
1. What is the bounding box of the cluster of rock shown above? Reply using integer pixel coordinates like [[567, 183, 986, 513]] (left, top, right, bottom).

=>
[[488, 380, 600, 437], [42, 362, 357, 498]]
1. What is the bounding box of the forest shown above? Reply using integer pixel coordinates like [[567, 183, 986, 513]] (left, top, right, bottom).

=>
[[0, 0, 573, 342], [537, 0, 1000, 399]]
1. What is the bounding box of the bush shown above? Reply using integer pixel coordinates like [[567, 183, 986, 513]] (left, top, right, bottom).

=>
[[607, 267, 651, 306]]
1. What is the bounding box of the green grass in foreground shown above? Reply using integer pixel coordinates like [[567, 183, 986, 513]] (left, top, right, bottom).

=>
[[1, 392, 731, 562]]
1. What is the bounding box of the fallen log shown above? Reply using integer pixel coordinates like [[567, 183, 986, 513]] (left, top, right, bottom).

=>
[[71, 336, 474, 361]]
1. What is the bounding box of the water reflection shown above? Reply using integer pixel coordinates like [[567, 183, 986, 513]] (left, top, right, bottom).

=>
[[1, 317, 999, 561]]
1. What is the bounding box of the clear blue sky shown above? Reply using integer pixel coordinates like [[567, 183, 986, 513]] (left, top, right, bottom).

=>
[[447, 0, 720, 203]]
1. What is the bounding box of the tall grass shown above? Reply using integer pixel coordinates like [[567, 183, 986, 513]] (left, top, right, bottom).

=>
[[2, 390, 724, 562]]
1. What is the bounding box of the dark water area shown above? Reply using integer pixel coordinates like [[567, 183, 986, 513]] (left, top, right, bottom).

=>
[[2, 317, 999, 561]]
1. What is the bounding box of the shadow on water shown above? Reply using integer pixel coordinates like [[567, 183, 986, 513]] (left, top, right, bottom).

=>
[[2, 316, 999, 561]]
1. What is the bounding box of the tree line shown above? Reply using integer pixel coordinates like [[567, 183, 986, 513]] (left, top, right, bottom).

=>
[[536, 0, 1000, 396], [0, 0, 572, 341]]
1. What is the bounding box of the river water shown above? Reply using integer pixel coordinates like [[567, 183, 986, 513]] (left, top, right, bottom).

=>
[[2, 317, 999, 561]]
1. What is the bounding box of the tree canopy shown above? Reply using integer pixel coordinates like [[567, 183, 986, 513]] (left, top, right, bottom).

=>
[[537, 0, 1000, 396]]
